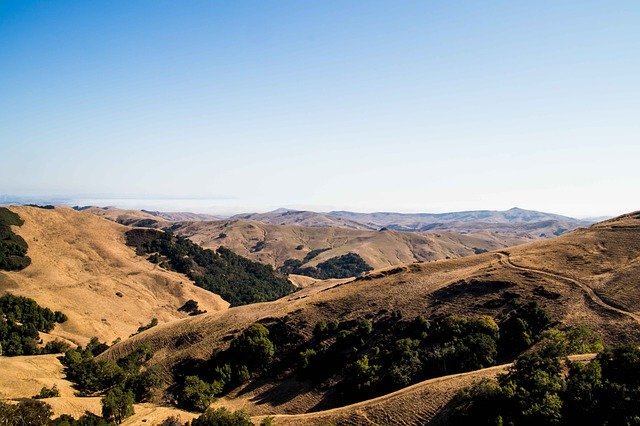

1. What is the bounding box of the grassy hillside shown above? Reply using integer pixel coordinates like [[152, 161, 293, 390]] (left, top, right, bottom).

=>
[[0, 206, 228, 345], [125, 228, 295, 306], [171, 219, 533, 271], [101, 212, 640, 417]]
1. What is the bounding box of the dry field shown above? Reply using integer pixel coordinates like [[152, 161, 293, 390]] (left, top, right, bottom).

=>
[[0, 206, 228, 345], [173, 219, 532, 270]]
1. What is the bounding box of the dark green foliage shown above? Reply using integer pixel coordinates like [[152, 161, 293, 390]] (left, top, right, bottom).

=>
[[179, 376, 223, 412], [34, 384, 60, 399], [498, 301, 551, 356], [174, 306, 551, 408], [49, 412, 114, 426], [0, 293, 68, 356], [42, 339, 73, 354], [60, 342, 161, 401], [0, 207, 31, 271], [314, 253, 373, 279], [228, 324, 275, 372], [190, 408, 252, 426], [0, 399, 52, 425], [101, 386, 134, 424], [450, 342, 640, 425], [125, 229, 295, 306], [279, 252, 373, 279]]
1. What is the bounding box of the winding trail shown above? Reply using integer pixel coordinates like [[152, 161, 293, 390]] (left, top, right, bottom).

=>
[[257, 353, 595, 425], [497, 252, 640, 325]]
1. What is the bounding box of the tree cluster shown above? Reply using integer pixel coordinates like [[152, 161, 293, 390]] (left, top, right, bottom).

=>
[[449, 333, 631, 426], [0, 207, 31, 271], [0, 293, 68, 356], [177, 323, 276, 412], [279, 252, 373, 279], [125, 229, 295, 306], [59, 340, 163, 424]]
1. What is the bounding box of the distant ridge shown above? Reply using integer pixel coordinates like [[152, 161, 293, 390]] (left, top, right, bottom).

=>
[[231, 207, 592, 234]]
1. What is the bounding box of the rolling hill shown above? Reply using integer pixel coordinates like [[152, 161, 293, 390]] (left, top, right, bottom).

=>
[[0, 206, 228, 345], [102, 211, 640, 419], [170, 219, 532, 271]]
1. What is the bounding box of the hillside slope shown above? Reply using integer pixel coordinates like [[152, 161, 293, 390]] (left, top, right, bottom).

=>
[[0, 206, 228, 345], [103, 212, 640, 416], [172, 219, 531, 270]]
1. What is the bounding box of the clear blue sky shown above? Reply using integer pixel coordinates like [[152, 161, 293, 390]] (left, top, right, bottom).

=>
[[1, 1, 638, 217]]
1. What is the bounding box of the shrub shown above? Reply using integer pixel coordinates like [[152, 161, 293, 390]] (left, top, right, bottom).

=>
[[34, 384, 60, 399], [229, 324, 275, 373], [159, 416, 186, 426], [191, 407, 252, 426], [0, 399, 53, 425], [179, 376, 222, 412]]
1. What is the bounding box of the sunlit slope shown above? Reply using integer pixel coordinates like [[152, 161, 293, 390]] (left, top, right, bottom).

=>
[[0, 206, 228, 345], [173, 219, 531, 270], [103, 212, 640, 416]]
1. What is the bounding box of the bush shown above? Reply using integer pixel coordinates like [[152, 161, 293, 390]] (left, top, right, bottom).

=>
[[159, 416, 186, 426], [179, 376, 222, 412], [34, 384, 60, 399], [0, 399, 53, 425], [228, 324, 275, 372], [191, 407, 252, 426], [43, 339, 72, 354], [101, 386, 134, 424]]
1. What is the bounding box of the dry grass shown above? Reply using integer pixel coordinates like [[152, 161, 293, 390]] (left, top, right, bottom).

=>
[[0, 206, 228, 345], [174, 219, 533, 270], [103, 212, 640, 417]]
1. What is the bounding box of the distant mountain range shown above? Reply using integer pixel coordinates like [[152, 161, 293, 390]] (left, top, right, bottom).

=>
[[232, 207, 594, 236]]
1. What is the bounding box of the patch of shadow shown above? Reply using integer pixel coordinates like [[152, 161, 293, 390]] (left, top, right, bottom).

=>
[[533, 285, 561, 300], [173, 331, 205, 349], [432, 279, 516, 302], [355, 266, 406, 281], [250, 240, 266, 253]]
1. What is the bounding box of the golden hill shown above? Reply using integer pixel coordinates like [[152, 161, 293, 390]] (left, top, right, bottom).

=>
[[0, 206, 228, 345], [103, 211, 640, 417], [172, 219, 532, 270]]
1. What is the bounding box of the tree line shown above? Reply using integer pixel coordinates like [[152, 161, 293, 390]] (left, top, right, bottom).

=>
[[125, 228, 295, 306]]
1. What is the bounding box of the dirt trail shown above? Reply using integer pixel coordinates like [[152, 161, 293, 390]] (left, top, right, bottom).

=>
[[258, 353, 595, 425], [498, 252, 640, 324]]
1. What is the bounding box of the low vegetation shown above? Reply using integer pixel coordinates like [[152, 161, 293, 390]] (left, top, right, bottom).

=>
[[171, 301, 563, 408], [34, 385, 60, 399], [279, 252, 372, 279], [58, 339, 162, 423], [125, 229, 295, 306], [448, 336, 636, 425], [0, 293, 68, 356], [0, 207, 31, 271]]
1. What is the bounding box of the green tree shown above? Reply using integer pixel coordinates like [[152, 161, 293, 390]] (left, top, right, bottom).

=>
[[101, 386, 134, 424], [191, 407, 252, 426], [179, 376, 222, 412]]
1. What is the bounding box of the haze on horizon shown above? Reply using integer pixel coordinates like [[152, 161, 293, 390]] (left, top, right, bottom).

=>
[[1, 1, 639, 218]]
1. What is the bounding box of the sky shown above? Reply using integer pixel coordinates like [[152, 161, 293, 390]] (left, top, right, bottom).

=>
[[1, 1, 639, 217]]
